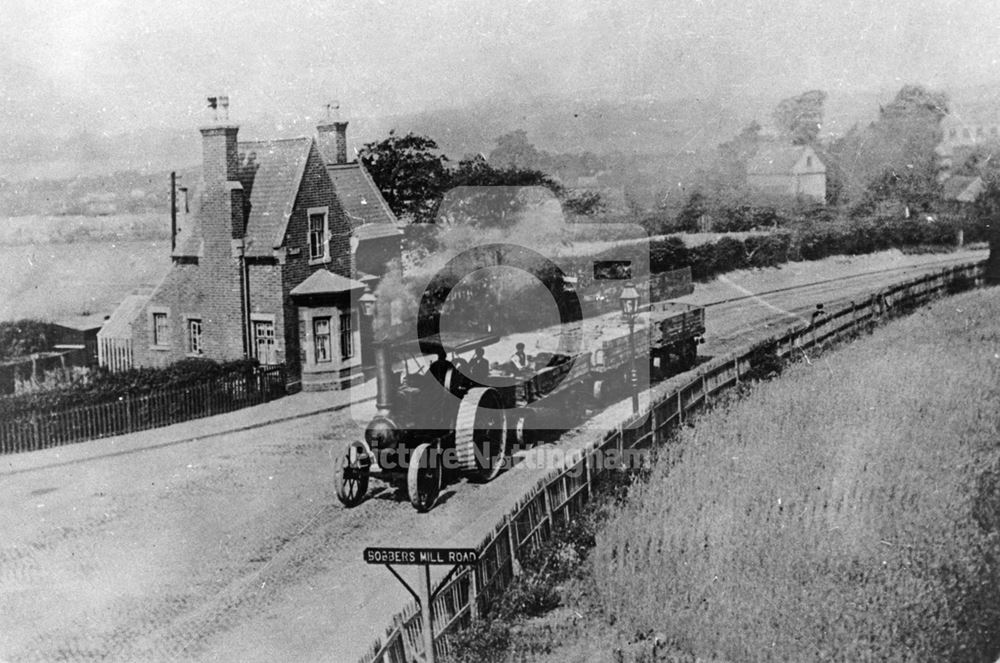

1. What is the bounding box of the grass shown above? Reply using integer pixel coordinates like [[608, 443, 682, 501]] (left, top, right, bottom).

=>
[[587, 286, 1000, 661], [451, 285, 1000, 662]]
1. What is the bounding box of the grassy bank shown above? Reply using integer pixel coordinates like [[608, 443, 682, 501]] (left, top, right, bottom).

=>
[[457, 285, 1000, 662]]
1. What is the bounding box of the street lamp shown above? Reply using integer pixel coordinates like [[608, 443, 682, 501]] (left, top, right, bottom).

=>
[[359, 289, 377, 317], [619, 281, 640, 414]]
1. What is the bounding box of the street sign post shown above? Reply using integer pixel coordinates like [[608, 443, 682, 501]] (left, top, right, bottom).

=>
[[364, 547, 479, 663]]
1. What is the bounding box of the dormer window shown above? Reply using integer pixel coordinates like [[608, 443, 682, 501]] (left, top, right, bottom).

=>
[[308, 206, 330, 263]]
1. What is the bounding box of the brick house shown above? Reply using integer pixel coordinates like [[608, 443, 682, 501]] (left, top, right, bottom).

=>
[[746, 144, 827, 203], [99, 115, 400, 391]]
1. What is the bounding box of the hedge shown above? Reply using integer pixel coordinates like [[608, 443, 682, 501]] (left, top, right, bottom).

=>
[[651, 213, 983, 282]]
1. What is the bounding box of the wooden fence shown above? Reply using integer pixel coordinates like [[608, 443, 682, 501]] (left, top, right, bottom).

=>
[[356, 260, 986, 663], [0, 366, 286, 455]]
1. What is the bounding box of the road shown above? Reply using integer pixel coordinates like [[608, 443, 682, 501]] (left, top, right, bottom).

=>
[[0, 249, 985, 663]]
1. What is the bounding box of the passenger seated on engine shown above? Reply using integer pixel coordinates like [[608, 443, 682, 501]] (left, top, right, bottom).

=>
[[429, 350, 454, 386], [468, 347, 490, 383]]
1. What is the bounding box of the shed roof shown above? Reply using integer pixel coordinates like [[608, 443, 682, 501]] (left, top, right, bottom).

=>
[[98, 294, 150, 339], [942, 175, 984, 202]]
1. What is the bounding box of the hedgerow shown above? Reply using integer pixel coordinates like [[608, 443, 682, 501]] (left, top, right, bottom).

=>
[[648, 212, 982, 281]]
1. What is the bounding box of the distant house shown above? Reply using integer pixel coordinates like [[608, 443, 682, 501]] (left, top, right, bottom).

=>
[[98, 113, 401, 391], [746, 144, 827, 203], [940, 113, 1000, 149], [941, 174, 985, 215]]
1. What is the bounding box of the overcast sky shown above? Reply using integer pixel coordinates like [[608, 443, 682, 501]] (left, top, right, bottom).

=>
[[3, 0, 1000, 141]]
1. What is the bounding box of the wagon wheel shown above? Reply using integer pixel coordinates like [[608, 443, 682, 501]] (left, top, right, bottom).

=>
[[335, 440, 371, 507], [407, 442, 442, 512], [681, 339, 698, 369], [455, 387, 507, 483]]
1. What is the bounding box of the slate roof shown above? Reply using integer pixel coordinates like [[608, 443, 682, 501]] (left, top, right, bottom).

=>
[[290, 269, 367, 296], [327, 162, 400, 233], [171, 136, 398, 260], [942, 175, 984, 202], [99, 294, 150, 339], [747, 145, 823, 176], [173, 137, 314, 258], [240, 137, 314, 257]]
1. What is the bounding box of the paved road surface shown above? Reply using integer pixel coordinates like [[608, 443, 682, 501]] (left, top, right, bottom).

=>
[[0, 249, 985, 663]]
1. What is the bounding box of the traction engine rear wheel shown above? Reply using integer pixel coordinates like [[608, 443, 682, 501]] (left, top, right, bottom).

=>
[[455, 387, 507, 483], [407, 443, 442, 512]]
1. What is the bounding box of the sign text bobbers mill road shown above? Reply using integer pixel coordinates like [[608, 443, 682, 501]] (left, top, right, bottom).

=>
[[363, 547, 479, 566]]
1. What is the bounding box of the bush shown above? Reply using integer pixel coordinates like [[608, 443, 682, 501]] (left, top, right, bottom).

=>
[[649, 236, 689, 274], [0, 357, 261, 419], [0, 320, 62, 361]]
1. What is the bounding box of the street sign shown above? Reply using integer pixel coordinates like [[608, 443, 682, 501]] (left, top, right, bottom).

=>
[[366, 547, 479, 663], [363, 547, 478, 565]]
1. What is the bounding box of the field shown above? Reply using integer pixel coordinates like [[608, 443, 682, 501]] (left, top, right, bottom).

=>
[[519, 286, 1000, 662], [0, 214, 170, 245], [0, 239, 171, 323]]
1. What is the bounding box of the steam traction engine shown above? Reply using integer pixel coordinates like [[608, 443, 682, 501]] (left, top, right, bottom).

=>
[[334, 299, 705, 513]]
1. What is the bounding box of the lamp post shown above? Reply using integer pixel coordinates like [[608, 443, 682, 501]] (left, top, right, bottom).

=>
[[359, 288, 378, 379], [619, 281, 640, 414]]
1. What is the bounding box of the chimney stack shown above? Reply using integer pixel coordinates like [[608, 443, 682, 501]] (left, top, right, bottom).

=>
[[317, 102, 349, 165], [199, 95, 244, 241]]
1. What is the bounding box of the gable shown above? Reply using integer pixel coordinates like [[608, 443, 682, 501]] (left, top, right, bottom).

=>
[[748, 145, 825, 177], [240, 137, 315, 257]]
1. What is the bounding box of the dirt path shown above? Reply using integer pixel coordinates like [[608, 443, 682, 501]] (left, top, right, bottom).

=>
[[0, 249, 985, 663]]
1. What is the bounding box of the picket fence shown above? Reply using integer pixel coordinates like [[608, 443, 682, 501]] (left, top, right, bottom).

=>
[[0, 366, 286, 454], [356, 260, 986, 663]]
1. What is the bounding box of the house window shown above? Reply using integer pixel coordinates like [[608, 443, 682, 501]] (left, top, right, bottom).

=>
[[186, 318, 203, 355], [339, 311, 355, 360], [152, 311, 169, 347], [253, 319, 277, 365], [978, 127, 985, 137], [805, 156, 812, 168], [964, 128, 972, 139], [308, 207, 329, 263], [313, 317, 332, 363], [950, 128, 957, 139]]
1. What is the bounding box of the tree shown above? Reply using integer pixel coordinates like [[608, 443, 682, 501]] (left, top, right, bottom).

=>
[[359, 131, 449, 223], [773, 90, 827, 145], [675, 191, 707, 232], [828, 84, 948, 209], [438, 155, 563, 228], [488, 129, 548, 170]]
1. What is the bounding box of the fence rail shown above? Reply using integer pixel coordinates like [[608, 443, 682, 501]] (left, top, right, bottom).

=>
[[0, 366, 285, 455], [357, 260, 986, 663]]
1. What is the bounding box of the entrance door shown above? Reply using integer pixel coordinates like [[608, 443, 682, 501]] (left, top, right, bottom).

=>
[[253, 319, 277, 365]]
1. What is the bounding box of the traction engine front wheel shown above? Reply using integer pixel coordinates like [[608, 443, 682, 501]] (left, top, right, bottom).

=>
[[407, 443, 442, 512], [335, 440, 371, 507]]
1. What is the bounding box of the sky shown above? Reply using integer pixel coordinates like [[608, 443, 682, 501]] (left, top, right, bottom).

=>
[[3, 0, 1000, 175]]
